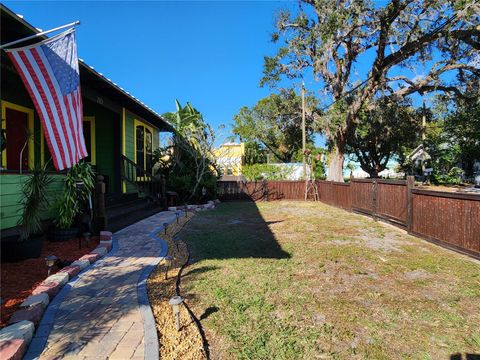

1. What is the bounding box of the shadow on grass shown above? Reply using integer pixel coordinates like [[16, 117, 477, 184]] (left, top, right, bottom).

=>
[[183, 201, 290, 261], [198, 306, 219, 321], [451, 353, 480, 360]]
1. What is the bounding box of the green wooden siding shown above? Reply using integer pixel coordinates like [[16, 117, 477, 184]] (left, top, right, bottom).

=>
[[83, 98, 119, 192], [124, 110, 136, 193], [0, 174, 65, 230]]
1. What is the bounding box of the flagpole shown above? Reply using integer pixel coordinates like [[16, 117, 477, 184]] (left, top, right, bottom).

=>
[[0, 21, 80, 50]]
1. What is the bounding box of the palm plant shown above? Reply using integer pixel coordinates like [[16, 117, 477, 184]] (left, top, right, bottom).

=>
[[18, 164, 53, 240]]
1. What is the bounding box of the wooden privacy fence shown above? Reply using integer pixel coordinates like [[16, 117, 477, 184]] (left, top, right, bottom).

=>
[[217, 179, 480, 259]]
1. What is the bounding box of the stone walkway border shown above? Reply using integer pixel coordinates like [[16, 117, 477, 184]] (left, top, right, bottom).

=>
[[22, 235, 119, 359]]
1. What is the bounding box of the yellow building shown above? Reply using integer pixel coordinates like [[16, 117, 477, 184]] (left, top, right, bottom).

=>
[[214, 142, 245, 179]]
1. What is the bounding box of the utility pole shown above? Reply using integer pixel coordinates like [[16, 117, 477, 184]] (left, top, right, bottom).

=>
[[302, 81, 306, 179], [421, 98, 426, 174], [422, 98, 426, 142]]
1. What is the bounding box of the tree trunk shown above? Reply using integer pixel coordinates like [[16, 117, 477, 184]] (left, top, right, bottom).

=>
[[368, 169, 379, 178], [326, 138, 346, 182]]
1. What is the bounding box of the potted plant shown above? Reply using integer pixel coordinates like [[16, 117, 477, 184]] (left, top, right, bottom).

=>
[[51, 162, 94, 241], [1, 165, 52, 262]]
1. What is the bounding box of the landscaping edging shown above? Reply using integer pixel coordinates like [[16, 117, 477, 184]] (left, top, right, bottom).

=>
[[0, 232, 116, 360], [167, 199, 220, 212]]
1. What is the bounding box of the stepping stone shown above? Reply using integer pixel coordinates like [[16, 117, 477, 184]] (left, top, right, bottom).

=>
[[20, 293, 49, 309], [79, 253, 100, 264], [100, 231, 112, 240], [91, 247, 107, 257], [99, 240, 112, 251], [0, 320, 35, 343], [9, 303, 46, 327], [59, 265, 81, 278], [70, 259, 90, 270], [0, 339, 27, 360], [32, 281, 60, 299], [46, 272, 69, 287]]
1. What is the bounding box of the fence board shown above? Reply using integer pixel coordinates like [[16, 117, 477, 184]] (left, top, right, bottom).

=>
[[376, 182, 407, 225], [411, 189, 480, 255], [351, 180, 374, 213]]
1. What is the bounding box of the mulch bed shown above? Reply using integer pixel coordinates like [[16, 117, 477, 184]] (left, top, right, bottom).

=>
[[0, 236, 99, 328], [148, 214, 207, 360]]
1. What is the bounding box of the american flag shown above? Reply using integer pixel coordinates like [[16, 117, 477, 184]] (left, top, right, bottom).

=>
[[6, 29, 87, 170]]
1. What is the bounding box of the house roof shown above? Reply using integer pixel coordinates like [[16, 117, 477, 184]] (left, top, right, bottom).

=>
[[0, 4, 173, 132]]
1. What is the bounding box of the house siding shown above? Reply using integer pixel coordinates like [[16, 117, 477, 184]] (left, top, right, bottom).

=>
[[0, 174, 65, 230], [83, 98, 119, 193]]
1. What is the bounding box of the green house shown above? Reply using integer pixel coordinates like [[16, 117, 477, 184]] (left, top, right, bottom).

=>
[[0, 5, 173, 232]]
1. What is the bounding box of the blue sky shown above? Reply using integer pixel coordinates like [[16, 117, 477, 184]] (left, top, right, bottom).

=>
[[4, 1, 301, 144]]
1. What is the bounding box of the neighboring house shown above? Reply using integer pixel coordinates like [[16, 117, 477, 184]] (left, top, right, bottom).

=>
[[214, 142, 244, 181], [409, 144, 431, 171], [0, 5, 173, 232]]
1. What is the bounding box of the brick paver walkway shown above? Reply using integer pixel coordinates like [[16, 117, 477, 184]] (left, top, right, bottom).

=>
[[25, 211, 176, 360]]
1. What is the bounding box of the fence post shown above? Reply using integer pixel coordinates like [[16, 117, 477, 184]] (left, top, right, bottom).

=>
[[94, 175, 107, 232], [406, 175, 415, 232], [372, 180, 378, 221]]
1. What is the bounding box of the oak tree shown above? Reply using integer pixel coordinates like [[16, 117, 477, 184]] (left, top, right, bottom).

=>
[[262, 0, 480, 181]]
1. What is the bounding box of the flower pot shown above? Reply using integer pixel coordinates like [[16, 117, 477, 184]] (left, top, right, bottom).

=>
[[50, 227, 80, 242], [1, 233, 45, 262]]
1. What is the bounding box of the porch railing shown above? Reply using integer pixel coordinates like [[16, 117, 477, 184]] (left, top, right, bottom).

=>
[[120, 154, 166, 207]]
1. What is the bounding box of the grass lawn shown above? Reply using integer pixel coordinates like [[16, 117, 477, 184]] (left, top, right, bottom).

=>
[[180, 201, 480, 360]]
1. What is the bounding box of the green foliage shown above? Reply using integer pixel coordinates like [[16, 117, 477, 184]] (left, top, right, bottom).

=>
[[160, 100, 218, 202], [261, 0, 479, 181], [244, 141, 267, 165], [292, 145, 326, 179], [347, 99, 421, 178], [54, 162, 95, 230], [233, 89, 319, 163], [242, 164, 293, 181], [400, 95, 480, 184], [18, 164, 53, 240]]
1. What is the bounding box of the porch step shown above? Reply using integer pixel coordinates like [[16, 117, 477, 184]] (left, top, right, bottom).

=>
[[105, 194, 163, 233], [106, 206, 163, 233], [105, 193, 139, 207]]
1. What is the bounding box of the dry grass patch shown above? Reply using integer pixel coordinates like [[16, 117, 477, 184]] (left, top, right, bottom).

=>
[[179, 201, 480, 359]]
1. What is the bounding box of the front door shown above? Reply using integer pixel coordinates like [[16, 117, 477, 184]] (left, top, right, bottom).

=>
[[5, 107, 29, 171]]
